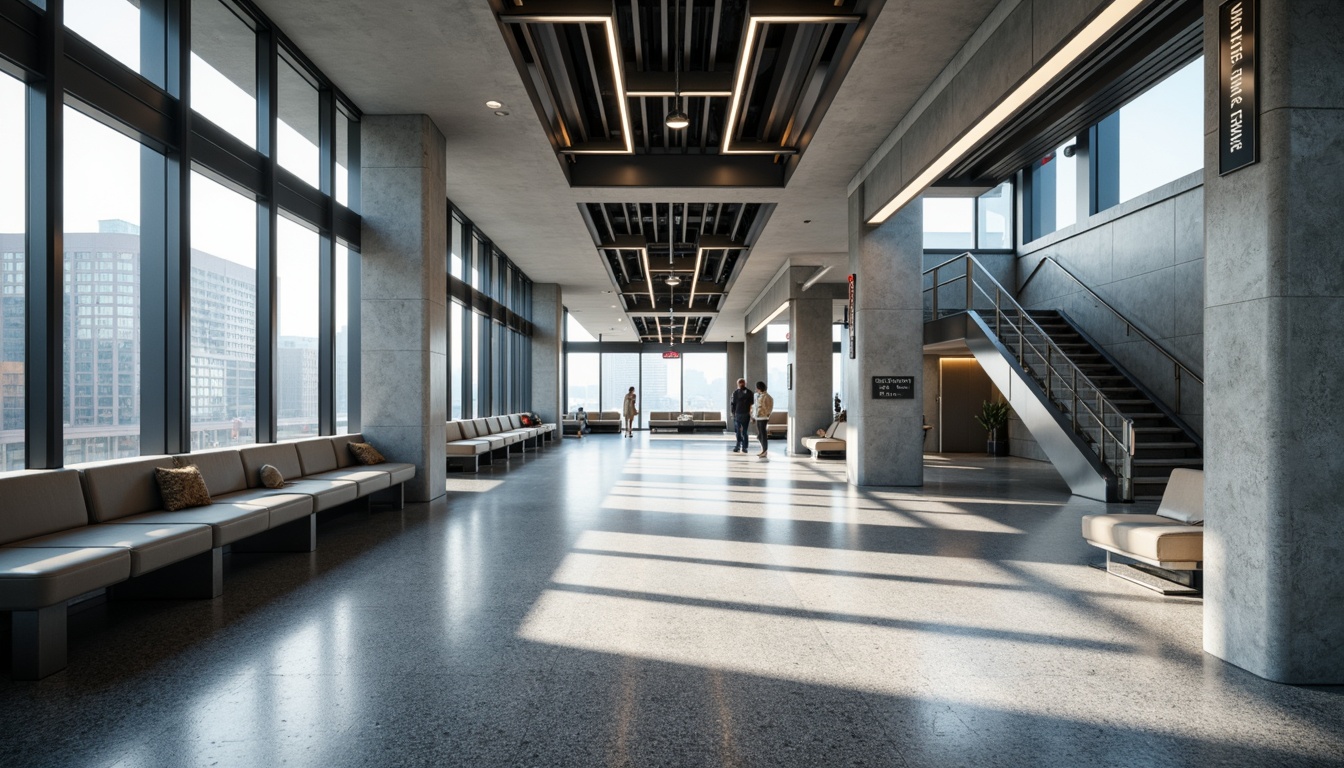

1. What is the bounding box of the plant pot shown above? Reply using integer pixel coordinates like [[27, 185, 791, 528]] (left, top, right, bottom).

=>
[[986, 440, 1009, 456]]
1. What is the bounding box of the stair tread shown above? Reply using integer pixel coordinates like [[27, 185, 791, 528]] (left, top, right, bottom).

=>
[[1133, 457, 1204, 466]]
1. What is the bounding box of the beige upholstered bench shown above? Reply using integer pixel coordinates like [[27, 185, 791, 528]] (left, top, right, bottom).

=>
[[1081, 468, 1204, 594], [801, 421, 848, 458], [765, 411, 788, 438]]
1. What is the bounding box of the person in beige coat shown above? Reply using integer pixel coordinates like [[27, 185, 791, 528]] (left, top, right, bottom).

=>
[[622, 386, 638, 438], [753, 381, 774, 459]]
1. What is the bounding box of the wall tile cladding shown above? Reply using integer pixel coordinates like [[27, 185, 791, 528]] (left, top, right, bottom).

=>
[[1016, 183, 1205, 445]]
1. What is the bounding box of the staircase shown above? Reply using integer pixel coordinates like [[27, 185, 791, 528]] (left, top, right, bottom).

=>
[[1021, 310, 1202, 502], [923, 254, 1203, 503]]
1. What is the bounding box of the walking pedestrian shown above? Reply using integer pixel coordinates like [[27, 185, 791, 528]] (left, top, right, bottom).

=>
[[730, 378, 753, 453], [754, 381, 774, 459], [622, 386, 638, 438]]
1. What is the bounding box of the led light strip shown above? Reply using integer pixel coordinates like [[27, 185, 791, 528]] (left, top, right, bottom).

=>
[[687, 248, 705, 308], [509, 15, 634, 154], [866, 0, 1146, 224], [638, 247, 656, 308], [721, 15, 860, 155]]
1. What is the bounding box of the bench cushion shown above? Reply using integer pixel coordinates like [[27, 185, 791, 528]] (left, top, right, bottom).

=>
[[446, 440, 490, 456], [77, 456, 177, 523], [181, 449, 250, 496], [0, 546, 131, 610], [117, 503, 270, 548], [1157, 468, 1204, 525], [0, 469, 91, 546], [238, 444, 304, 488], [802, 437, 847, 453], [381, 463, 416, 485], [305, 468, 392, 496], [295, 438, 340, 475], [11, 523, 213, 577], [213, 490, 314, 528], [278, 479, 359, 511], [1081, 514, 1203, 564]]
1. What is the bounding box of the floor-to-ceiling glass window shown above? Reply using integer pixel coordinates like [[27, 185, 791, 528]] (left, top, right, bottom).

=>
[[567, 353, 599, 412], [66, 0, 143, 75], [191, 0, 258, 148], [63, 107, 144, 463], [640, 353, 680, 415], [1117, 58, 1203, 203], [277, 54, 320, 189], [335, 243, 350, 433], [602, 353, 638, 413], [766, 325, 790, 414], [471, 311, 482, 417], [189, 172, 257, 450], [683, 353, 726, 416], [276, 217, 319, 438], [451, 302, 465, 419], [0, 74, 24, 469]]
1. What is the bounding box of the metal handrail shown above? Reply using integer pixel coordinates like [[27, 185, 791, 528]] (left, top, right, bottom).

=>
[[924, 253, 1135, 499], [1019, 256, 1202, 413]]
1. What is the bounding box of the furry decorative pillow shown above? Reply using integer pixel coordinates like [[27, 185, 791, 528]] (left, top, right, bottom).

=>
[[260, 464, 285, 489], [348, 441, 386, 465], [155, 466, 212, 512]]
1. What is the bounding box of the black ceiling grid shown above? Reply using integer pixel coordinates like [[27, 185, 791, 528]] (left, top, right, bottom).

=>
[[579, 201, 773, 343], [491, 0, 884, 188]]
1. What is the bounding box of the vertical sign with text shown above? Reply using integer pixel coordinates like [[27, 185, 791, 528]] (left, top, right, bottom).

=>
[[1219, 0, 1257, 175], [847, 273, 856, 359]]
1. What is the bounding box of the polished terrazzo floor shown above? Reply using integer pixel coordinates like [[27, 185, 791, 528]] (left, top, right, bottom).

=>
[[2, 434, 1343, 767]]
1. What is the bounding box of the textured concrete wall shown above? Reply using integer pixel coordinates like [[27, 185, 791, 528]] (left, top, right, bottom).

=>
[[856, 0, 1110, 220], [744, 327, 767, 393], [360, 115, 448, 503], [531, 284, 563, 425], [1202, 0, 1344, 684], [726, 342, 745, 404], [846, 193, 924, 486], [1017, 175, 1205, 438], [788, 299, 834, 455]]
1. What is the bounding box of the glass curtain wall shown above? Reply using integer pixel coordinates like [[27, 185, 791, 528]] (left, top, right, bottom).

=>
[[189, 172, 257, 450], [4, 0, 362, 469], [601, 354, 638, 413], [640, 353, 679, 414], [682, 353, 726, 415], [63, 108, 144, 463], [0, 74, 24, 469], [922, 182, 1015, 251]]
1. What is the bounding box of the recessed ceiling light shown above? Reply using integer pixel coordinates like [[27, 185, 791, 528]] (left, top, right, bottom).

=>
[[494, 110, 510, 117], [485, 100, 503, 109], [610, 304, 617, 308]]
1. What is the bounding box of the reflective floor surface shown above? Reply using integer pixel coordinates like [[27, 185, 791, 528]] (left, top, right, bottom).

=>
[[2, 434, 1343, 767]]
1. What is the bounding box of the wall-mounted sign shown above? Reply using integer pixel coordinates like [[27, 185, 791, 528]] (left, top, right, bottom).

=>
[[1219, 0, 1257, 175], [661, 350, 680, 359], [872, 376, 914, 399], [847, 274, 856, 359]]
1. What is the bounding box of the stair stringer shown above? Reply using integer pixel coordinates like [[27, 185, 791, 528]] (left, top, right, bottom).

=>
[[928, 312, 1117, 501]]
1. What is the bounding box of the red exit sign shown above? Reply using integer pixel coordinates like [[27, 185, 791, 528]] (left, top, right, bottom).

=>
[[662, 351, 681, 359]]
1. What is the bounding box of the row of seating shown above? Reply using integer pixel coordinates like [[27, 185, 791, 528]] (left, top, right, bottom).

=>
[[0, 433, 415, 680], [647, 411, 728, 432], [562, 410, 621, 433], [801, 421, 849, 459], [445, 414, 557, 472]]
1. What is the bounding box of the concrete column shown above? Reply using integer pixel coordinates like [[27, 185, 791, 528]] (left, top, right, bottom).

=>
[[788, 298, 833, 455], [359, 115, 447, 503], [531, 284, 563, 424], [726, 342, 745, 404], [845, 190, 923, 486], [1202, 0, 1344, 684], [744, 325, 767, 390]]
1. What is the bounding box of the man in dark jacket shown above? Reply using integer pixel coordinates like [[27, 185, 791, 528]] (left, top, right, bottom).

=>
[[729, 378, 753, 453]]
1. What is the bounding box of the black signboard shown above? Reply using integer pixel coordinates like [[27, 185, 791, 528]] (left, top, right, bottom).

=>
[[1219, 0, 1257, 175], [847, 274, 856, 359], [871, 376, 914, 399]]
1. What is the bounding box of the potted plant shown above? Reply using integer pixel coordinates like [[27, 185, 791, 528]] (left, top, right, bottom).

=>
[[975, 400, 1011, 456]]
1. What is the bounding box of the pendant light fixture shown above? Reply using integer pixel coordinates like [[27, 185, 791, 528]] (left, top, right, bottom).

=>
[[665, 0, 689, 130]]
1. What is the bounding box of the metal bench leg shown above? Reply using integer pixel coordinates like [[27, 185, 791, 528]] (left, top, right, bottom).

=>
[[12, 604, 67, 680]]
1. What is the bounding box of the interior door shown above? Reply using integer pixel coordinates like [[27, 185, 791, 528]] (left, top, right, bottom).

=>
[[939, 358, 994, 452]]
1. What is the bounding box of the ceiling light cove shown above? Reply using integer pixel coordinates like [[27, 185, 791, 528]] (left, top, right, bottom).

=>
[[491, 0, 881, 187], [580, 201, 774, 343]]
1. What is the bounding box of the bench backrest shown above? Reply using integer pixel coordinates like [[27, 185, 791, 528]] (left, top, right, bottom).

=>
[[508, 415, 523, 429], [833, 422, 849, 441], [0, 469, 92, 545], [295, 438, 339, 475], [471, 418, 491, 436], [1157, 468, 1204, 524], [768, 411, 788, 425], [77, 456, 177, 522], [445, 422, 462, 441], [488, 417, 506, 432], [179, 449, 250, 496], [238, 443, 304, 488], [330, 434, 365, 468]]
